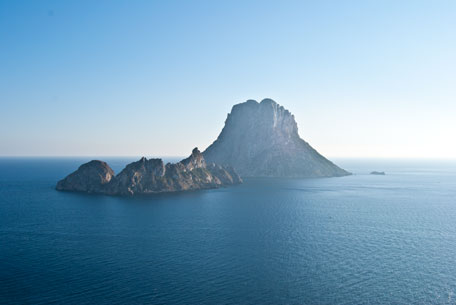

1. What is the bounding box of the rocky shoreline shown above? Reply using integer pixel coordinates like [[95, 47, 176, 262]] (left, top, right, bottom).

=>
[[56, 148, 242, 196]]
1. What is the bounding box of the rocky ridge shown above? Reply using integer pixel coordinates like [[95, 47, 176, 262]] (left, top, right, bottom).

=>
[[56, 148, 242, 196]]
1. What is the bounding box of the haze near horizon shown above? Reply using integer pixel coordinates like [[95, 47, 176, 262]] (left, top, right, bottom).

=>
[[1, 1, 455, 158]]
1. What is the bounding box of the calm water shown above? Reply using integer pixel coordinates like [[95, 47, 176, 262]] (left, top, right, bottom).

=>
[[1, 158, 456, 304]]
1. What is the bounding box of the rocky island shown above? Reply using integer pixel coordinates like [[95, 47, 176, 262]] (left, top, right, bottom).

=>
[[203, 98, 350, 177], [56, 148, 242, 196], [370, 171, 386, 175], [57, 98, 350, 196]]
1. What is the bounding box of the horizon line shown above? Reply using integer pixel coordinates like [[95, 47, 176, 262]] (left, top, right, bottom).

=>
[[1, 155, 456, 161]]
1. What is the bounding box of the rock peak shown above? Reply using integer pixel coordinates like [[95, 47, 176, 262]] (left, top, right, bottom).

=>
[[203, 99, 350, 178], [56, 160, 115, 193], [181, 147, 205, 170], [260, 98, 277, 105]]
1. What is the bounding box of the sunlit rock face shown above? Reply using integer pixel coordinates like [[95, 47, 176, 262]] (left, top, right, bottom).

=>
[[203, 98, 350, 178]]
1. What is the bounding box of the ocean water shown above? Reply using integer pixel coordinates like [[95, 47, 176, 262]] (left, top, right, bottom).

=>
[[1, 158, 456, 305]]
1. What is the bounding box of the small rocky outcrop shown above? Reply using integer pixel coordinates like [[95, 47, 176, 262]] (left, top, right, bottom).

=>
[[203, 98, 350, 178], [370, 171, 385, 175], [56, 148, 242, 196], [56, 160, 115, 193]]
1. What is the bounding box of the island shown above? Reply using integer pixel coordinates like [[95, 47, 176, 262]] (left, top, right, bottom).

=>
[[370, 171, 386, 175], [56, 148, 242, 196], [57, 98, 351, 196], [203, 98, 350, 177]]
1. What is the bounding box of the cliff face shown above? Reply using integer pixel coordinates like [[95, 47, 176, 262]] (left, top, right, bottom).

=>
[[203, 98, 350, 178], [56, 148, 242, 196]]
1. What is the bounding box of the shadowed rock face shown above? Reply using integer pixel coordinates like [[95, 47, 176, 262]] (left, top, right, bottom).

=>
[[203, 98, 350, 178], [56, 160, 115, 193], [56, 148, 242, 196]]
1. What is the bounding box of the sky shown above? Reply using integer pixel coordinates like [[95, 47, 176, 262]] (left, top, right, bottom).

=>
[[1, 0, 455, 158]]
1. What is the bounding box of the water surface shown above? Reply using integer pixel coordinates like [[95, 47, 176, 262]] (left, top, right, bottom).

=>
[[1, 158, 456, 304]]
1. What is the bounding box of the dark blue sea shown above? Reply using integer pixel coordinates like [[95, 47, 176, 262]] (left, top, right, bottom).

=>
[[1, 158, 456, 304]]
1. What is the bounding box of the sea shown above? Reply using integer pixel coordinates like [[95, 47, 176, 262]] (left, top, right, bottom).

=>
[[1, 157, 456, 304]]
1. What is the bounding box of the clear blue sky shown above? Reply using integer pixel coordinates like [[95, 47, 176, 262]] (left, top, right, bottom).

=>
[[1, 0, 455, 158]]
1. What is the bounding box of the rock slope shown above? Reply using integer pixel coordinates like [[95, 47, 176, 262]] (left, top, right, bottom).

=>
[[203, 98, 350, 177], [56, 160, 115, 193], [56, 148, 242, 196]]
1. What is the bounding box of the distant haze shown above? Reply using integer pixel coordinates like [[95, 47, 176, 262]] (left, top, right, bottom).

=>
[[1, 1, 455, 158]]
